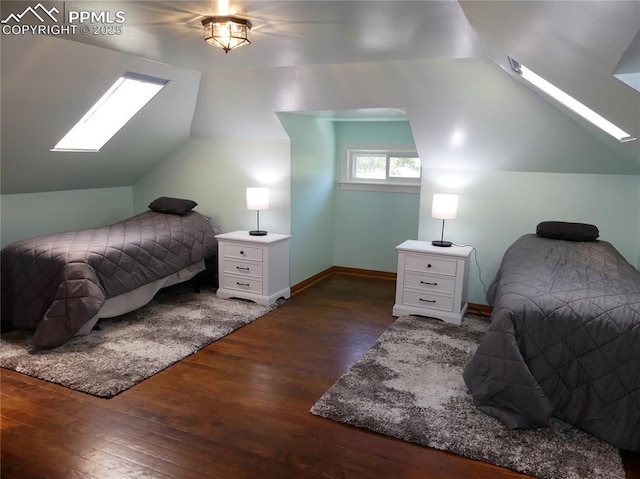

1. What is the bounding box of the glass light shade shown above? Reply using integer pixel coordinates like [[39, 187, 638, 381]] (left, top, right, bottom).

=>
[[246, 187, 269, 211], [432, 194, 458, 220], [202, 16, 251, 53]]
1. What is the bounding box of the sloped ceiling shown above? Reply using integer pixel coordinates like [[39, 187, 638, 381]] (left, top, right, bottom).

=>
[[0, 32, 201, 194], [459, 0, 640, 170], [1, 1, 638, 194]]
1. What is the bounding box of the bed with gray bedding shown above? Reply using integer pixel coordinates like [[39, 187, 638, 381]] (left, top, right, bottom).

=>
[[1, 203, 217, 349], [463, 230, 640, 452]]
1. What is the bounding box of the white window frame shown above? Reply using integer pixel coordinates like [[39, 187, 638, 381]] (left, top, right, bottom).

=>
[[340, 144, 421, 193]]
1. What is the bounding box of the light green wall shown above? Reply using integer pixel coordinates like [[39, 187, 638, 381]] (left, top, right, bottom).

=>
[[278, 113, 336, 285], [334, 190, 419, 271], [419, 171, 640, 304], [4, 57, 637, 310], [188, 57, 639, 307], [278, 116, 421, 282], [333, 121, 420, 271], [132, 138, 291, 236], [0, 187, 132, 248]]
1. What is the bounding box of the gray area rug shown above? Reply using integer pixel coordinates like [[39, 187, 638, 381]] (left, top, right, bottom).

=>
[[0, 286, 275, 398], [311, 315, 624, 479]]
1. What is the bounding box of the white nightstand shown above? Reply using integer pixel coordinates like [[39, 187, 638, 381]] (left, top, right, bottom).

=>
[[393, 240, 473, 325], [215, 231, 291, 307]]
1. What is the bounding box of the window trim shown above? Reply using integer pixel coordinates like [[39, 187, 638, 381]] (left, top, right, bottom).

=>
[[340, 144, 421, 193]]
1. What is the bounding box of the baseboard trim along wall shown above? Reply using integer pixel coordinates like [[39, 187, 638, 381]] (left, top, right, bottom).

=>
[[290, 267, 336, 295], [291, 267, 492, 317]]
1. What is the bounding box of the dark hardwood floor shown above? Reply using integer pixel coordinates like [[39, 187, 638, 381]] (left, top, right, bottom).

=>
[[1, 274, 639, 478]]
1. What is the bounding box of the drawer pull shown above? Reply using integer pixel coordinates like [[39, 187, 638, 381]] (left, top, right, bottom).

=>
[[240, 250, 245, 255], [426, 264, 432, 268], [419, 298, 436, 303], [420, 281, 438, 286], [236, 266, 250, 271], [236, 282, 250, 287]]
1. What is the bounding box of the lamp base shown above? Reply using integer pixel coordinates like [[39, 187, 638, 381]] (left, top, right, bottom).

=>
[[249, 230, 268, 236], [432, 240, 452, 247]]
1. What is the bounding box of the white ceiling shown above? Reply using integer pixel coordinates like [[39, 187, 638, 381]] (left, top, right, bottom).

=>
[[40, 1, 640, 134], [1, 1, 638, 195], [56, 1, 487, 71]]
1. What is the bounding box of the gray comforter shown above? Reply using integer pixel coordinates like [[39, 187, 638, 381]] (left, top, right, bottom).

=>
[[1, 211, 217, 349], [463, 234, 640, 451]]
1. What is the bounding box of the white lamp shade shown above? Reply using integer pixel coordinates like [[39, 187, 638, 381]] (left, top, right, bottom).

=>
[[432, 194, 458, 220], [246, 187, 269, 211]]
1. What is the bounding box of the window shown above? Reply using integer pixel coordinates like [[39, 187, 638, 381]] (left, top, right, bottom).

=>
[[508, 57, 636, 143], [341, 146, 421, 192], [52, 72, 170, 152]]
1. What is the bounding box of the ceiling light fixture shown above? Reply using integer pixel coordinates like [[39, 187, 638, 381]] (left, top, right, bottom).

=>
[[508, 57, 636, 143], [202, 16, 251, 53]]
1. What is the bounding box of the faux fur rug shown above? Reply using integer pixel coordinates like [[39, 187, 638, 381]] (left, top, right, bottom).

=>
[[310, 315, 625, 479], [0, 286, 275, 398]]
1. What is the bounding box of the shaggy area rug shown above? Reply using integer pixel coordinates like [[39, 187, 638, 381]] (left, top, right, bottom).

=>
[[0, 286, 275, 398], [310, 315, 625, 479]]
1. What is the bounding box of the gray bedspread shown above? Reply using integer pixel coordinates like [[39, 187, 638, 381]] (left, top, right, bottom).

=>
[[463, 234, 640, 452], [1, 211, 217, 349]]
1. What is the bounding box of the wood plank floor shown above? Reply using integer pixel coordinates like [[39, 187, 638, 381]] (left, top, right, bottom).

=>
[[1, 273, 639, 479]]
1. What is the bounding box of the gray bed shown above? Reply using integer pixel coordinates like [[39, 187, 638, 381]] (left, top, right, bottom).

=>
[[463, 230, 640, 452], [1, 201, 217, 349]]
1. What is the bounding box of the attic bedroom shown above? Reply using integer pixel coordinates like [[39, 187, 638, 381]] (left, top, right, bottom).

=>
[[1, 1, 639, 478]]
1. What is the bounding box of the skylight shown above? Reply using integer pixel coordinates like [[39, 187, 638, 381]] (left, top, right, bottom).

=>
[[508, 57, 636, 143], [52, 72, 170, 152]]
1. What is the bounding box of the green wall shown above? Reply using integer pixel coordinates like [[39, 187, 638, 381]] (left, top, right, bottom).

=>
[[333, 121, 420, 272], [418, 171, 640, 304], [278, 117, 420, 282], [278, 114, 336, 285], [0, 187, 132, 248], [131, 138, 291, 236]]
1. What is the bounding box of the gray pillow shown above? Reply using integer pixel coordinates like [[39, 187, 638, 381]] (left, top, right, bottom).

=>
[[148, 197, 197, 216], [536, 221, 599, 242]]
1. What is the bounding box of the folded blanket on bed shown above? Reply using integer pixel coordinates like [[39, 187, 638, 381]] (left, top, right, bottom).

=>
[[1, 210, 217, 348]]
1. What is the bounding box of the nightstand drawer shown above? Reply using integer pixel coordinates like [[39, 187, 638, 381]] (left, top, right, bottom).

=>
[[223, 260, 263, 278], [402, 290, 454, 312], [222, 276, 263, 294], [224, 244, 263, 262], [405, 254, 457, 276], [404, 272, 455, 294]]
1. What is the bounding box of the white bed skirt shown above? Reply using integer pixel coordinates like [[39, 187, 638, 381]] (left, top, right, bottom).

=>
[[75, 260, 206, 336]]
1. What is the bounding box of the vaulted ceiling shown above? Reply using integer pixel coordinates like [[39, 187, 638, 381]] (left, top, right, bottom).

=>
[[1, 1, 638, 194]]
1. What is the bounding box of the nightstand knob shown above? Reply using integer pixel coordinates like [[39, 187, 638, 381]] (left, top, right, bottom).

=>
[[427, 263, 432, 268], [240, 250, 245, 255]]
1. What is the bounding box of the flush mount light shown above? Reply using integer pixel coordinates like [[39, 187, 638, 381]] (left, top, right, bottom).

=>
[[508, 57, 636, 143], [202, 16, 251, 53]]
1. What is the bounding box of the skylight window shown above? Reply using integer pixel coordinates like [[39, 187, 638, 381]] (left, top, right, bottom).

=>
[[52, 72, 170, 152], [508, 57, 636, 143]]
